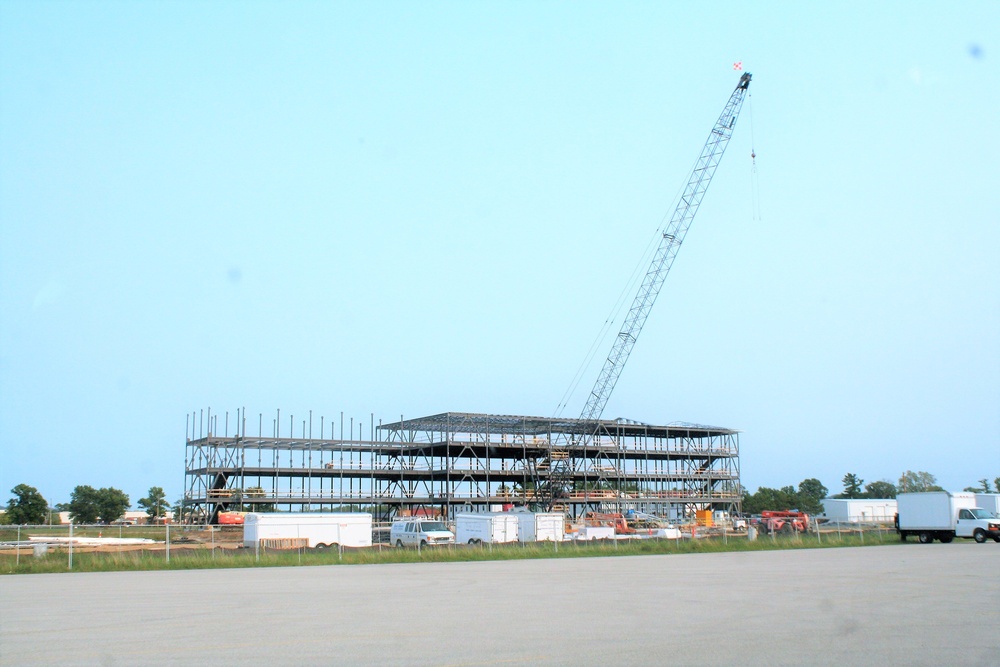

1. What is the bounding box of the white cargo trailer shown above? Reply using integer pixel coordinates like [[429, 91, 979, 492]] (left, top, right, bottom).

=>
[[513, 511, 564, 542], [243, 512, 372, 549], [455, 513, 519, 545], [895, 492, 1000, 544], [974, 494, 1000, 517]]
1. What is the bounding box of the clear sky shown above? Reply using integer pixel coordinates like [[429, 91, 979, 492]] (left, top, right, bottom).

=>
[[2, 2, 997, 508]]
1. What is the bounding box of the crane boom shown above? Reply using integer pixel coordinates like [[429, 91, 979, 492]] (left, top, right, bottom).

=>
[[578, 72, 751, 426]]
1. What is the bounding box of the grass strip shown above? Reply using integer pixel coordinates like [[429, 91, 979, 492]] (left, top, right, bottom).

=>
[[1, 531, 897, 575]]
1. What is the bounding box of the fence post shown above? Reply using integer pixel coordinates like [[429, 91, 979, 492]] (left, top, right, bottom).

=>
[[16, 525, 20, 567], [166, 522, 170, 564], [68, 522, 73, 571]]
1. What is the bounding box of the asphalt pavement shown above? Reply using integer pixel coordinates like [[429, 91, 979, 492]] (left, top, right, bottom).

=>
[[1, 543, 998, 666]]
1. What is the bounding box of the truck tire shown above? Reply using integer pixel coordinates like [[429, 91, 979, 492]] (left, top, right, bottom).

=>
[[899, 532, 906, 542], [974, 529, 987, 543], [918, 532, 933, 544], [939, 534, 953, 544]]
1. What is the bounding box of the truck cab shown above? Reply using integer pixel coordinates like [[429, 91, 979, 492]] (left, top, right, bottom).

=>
[[390, 519, 455, 548], [956, 508, 1000, 543]]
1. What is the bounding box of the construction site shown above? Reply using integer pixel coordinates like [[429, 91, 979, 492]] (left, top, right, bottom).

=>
[[182, 72, 754, 531], [183, 410, 740, 524]]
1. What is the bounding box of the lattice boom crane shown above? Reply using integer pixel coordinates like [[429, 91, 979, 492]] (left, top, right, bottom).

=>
[[579, 72, 752, 427]]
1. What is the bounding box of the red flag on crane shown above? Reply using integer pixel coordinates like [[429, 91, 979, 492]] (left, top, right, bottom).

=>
[[733, 61, 743, 71]]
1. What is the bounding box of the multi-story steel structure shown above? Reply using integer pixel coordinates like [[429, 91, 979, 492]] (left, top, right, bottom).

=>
[[183, 408, 741, 523]]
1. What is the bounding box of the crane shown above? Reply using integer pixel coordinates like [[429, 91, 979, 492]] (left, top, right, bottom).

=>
[[539, 72, 752, 510]]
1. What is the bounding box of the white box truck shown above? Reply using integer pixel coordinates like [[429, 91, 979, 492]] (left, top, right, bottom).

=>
[[895, 492, 1000, 544], [455, 512, 519, 545], [243, 512, 372, 549], [513, 511, 564, 543]]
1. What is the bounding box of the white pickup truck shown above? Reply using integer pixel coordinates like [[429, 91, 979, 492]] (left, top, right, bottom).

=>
[[895, 491, 1000, 544]]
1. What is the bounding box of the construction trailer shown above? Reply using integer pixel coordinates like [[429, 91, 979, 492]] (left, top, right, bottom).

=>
[[455, 513, 520, 545], [513, 511, 565, 543], [242, 512, 372, 549], [820, 499, 898, 523], [183, 408, 740, 524]]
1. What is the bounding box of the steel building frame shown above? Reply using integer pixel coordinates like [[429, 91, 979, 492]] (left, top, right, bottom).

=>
[[183, 408, 741, 523]]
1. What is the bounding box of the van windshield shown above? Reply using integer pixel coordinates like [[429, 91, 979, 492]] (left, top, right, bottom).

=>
[[420, 521, 448, 532]]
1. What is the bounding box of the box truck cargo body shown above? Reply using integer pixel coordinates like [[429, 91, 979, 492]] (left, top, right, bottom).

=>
[[243, 513, 372, 549], [514, 512, 564, 542], [455, 513, 519, 544], [895, 492, 1000, 544], [974, 494, 1000, 517]]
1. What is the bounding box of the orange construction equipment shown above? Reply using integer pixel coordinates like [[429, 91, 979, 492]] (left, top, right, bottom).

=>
[[759, 510, 810, 534], [583, 512, 636, 535], [217, 511, 247, 525]]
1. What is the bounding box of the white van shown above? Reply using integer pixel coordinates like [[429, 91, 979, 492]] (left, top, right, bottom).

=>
[[390, 519, 455, 547]]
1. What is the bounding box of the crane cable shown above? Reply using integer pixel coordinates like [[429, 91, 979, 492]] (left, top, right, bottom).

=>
[[749, 91, 761, 221], [552, 163, 694, 419]]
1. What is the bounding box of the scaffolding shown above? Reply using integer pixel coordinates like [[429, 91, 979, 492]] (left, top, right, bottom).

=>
[[183, 408, 741, 524]]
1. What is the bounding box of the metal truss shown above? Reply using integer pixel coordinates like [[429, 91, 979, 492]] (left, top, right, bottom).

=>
[[182, 409, 741, 523]]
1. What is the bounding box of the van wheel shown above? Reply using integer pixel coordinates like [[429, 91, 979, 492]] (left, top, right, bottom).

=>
[[395, 539, 404, 548], [420, 540, 428, 548], [974, 529, 987, 543], [918, 532, 933, 544]]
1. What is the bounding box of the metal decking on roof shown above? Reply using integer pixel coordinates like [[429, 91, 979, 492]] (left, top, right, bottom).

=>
[[378, 411, 738, 439]]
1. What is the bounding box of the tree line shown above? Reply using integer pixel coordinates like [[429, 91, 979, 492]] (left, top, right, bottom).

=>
[[5, 472, 1000, 525], [1, 484, 171, 525], [742, 470, 1000, 516]]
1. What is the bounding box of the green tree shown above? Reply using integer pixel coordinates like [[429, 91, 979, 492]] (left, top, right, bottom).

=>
[[837, 473, 864, 499], [742, 486, 799, 514], [243, 486, 275, 512], [138, 486, 169, 521], [897, 470, 943, 493], [67, 486, 129, 523], [67, 485, 101, 523], [995, 477, 1000, 493], [795, 478, 828, 514], [96, 488, 130, 523], [864, 480, 897, 499], [5, 484, 49, 525]]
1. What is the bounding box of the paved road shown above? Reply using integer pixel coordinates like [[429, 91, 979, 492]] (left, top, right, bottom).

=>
[[2, 543, 998, 666]]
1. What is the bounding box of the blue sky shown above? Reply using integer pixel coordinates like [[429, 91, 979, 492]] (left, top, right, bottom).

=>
[[2, 2, 997, 507]]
